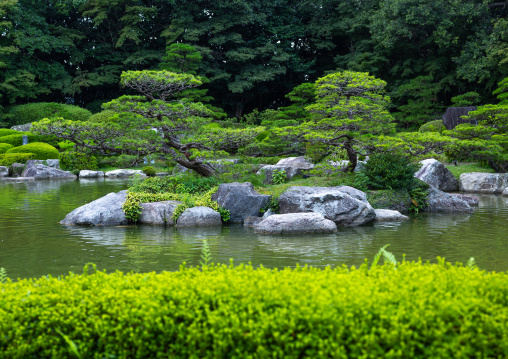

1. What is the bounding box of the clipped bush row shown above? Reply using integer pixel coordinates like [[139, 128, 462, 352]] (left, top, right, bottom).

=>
[[0, 143, 13, 154], [6, 142, 59, 160], [1, 260, 508, 358]]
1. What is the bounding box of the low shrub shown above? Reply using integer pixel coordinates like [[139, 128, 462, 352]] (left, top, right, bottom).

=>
[[363, 152, 421, 190], [6, 142, 59, 160], [367, 189, 412, 213], [0, 133, 34, 147], [1, 260, 508, 358], [419, 120, 446, 133], [87, 110, 116, 123], [0, 153, 34, 166], [3, 102, 92, 127], [0, 143, 13, 154], [59, 151, 98, 171], [142, 166, 157, 177]]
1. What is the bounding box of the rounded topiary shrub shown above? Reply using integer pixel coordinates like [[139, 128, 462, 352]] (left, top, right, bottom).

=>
[[419, 120, 446, 133], [88, 110, 117, 123], [0, 129, 20, 137], [0, 153, 34, 166], [4, 102, 92, 127], [0, 133, 34, 146], [0, 143, 14, 154], [59, 151, 98, 171], [6, 142, 59, 160]]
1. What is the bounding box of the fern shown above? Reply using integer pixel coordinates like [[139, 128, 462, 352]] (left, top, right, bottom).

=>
[[371, 245, 397, 270], [467, 257, 477, 270], [200, 240, 212, 268], [0, 267, 8, 284]]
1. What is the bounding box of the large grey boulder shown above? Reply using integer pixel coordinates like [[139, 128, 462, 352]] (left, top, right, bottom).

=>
[[79, 170, 105, 178], [211, 182, 270, 223], [255, 213, 337, 235], [138, 201, 182, 225], [414, 159, 459, 191], [503, 187, 508, 196], [423, 187, 473, 213], [176, 206, 222, 227], [11, 123, 31, 132], [459, 172, 508, 194], [22, 160, 76, 179], [442, 106, 476, 130], [105, 169, 146, 178], [374, 209, 409, 221], [61, 190, 129, 226], [45, 159, 60, 168], [276, 156, 314, 170], [0, 166, 8, 177], [278, 186, 376, 226], [244, 216, 263, 227]]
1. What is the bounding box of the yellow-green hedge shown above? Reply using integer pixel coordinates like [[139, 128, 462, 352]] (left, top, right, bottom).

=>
[[1, 260, 508, 358]]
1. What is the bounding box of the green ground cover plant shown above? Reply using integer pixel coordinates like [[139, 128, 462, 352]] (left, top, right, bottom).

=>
[[0, 260, 507, 358], [0, 143, 13, 153]]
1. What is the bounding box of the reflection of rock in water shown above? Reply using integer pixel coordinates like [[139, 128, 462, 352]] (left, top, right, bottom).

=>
[[24, 179, 75, 194], [174, 226, 223, 240], [422, 213, 471, 232], [77, 178, 106, 185], [64, 225, 130, 246], [477, 194, 507, 210]]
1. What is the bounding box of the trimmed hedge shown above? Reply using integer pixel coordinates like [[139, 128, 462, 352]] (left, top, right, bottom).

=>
[[0, 143, 13, 154], [419, 120, 446, 133], [6, 142, 59, 160], [0, 153, 34, 166], [0, 129, 20, 137], [1, 261, 508, 358], [4, 102, 92, 127]]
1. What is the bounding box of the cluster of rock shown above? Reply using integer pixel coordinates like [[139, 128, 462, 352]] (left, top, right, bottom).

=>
[[0, 160, 76, 182], [256, 157, 315, 184]]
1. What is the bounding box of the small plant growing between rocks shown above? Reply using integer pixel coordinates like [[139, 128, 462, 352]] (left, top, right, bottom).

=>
[[271, 169, 287, 185], [142, 166, 157, 177]]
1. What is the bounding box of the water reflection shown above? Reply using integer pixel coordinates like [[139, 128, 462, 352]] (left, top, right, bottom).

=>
[[1, 179, 508, 279]]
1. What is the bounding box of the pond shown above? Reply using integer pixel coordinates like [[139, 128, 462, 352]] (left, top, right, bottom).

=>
[[1, 178, 507, 279]]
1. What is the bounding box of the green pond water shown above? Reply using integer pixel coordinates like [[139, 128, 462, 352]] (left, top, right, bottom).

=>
[[0, 178, 507, 279]]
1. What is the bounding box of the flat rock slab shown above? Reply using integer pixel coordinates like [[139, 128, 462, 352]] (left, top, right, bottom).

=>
[[22, 160, 76, 179], [374, 209, 409, 221], [415, 159, 458, 192], [104, 169, 147, 178], [448, 193, 479, 206], [459, 172, 508, 194], [211, 182, 270, 223], [278, 186, 376, 226], [139, 201, 182, 226], [255, 213, 337, 235], [79, 170, 105, 178], [176, 206, 222, 227], [424, 187, 473, 213], [61, 190, 129, 226]]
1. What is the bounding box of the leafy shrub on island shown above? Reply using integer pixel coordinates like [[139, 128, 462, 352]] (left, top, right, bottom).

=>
[[0, 260, 507, 358], [6, 142, 59, 160], [0, 153, 34, 166], [0, 129, 20, 137], [59, 151, 98, 171], [3, 102, 92, 127]]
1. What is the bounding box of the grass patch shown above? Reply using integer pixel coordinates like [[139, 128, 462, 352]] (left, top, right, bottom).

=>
[[445, 162, 495, 179]]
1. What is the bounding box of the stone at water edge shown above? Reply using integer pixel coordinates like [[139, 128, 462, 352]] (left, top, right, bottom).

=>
[[138, 201, 182, 226], [104, 169, 147, 178], [79, 170, 105, 178], [22, 160, 76, 179], [459, 172, 508, 194], [8, 163, 25, 177], [211, 182, 270, 223], [0, 166, 8, 177], [414, 159, 459, 192], [374, 209, 409, 221], [255, 213, 337, 234], [244, 216, 263, 227], [448, 193, 480, 206], [176, 206, 222, 227], [424, 187, 473, 213], [61, 190, 129, 226], [278, 186, 376, 226], [503, 187, 508, 196]]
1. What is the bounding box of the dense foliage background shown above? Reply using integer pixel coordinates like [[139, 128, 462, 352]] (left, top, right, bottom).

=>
[[1, 0, 507, 121]]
